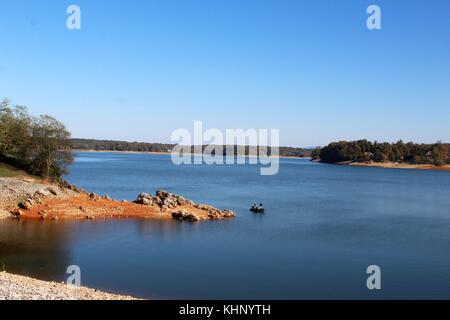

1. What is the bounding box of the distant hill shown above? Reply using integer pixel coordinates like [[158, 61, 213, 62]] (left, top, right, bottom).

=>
[[71, 139, 311, 158]]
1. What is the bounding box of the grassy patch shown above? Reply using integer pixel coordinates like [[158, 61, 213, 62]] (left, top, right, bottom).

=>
[[0, 162, 25, 177]]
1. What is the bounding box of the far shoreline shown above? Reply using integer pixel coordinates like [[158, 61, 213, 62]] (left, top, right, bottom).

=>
[[325, 160, 450, 171], [71, 149, 173, 155], [71, 150, 450, 170], [71, 149, 309, 159]]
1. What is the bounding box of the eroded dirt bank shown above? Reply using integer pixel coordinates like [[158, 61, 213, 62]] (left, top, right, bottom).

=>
[[0, 177, 235, 221]]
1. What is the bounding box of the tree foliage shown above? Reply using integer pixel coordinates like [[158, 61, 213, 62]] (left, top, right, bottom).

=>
[[0, 98, 73, 179], [314, 139, 450, 166]]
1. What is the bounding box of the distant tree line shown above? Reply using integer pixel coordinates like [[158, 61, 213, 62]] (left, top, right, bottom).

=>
[[72, 139, 175, 153], [72, 139, 311, 158], [0, 98, 73, 179], [312, 140, 450, 166]]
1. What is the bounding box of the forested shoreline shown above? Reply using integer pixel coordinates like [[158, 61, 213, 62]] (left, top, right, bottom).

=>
[[312, 140, 450, 166], [71, 138, 311, 158]]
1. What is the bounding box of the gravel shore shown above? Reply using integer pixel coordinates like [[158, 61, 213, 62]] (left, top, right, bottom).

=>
[[0, 272, 138, 300], [0, 177, 77, 215]]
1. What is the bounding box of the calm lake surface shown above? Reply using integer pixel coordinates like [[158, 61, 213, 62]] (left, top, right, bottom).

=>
[[1, 152, 450, 299]]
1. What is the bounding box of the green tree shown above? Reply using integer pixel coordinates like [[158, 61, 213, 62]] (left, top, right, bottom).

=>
[[311, 147, 321, 160], [432, 143, 449, 166], [0, 98, 73, 180], [0, 100, 33, 164], [31, 115, 74, 178]]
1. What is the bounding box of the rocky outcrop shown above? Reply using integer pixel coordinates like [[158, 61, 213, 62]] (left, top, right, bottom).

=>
[[135, 190, 235, 221], [135, 190, 195, 209]]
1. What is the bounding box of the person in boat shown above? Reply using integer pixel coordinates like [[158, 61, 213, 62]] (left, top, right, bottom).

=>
[[250, 203, 265, 213]]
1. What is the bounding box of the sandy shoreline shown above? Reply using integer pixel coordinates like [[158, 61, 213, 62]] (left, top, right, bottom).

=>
[[335, 161, 450, 171], [0, 272, 138, 300]]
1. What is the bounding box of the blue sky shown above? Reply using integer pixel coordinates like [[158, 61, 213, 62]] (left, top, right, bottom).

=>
[[0, 0, 449, 147]]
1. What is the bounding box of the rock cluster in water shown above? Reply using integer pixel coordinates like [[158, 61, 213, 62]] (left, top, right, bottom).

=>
[[135, 190, 235, 221], [136, 190, 194, 209]]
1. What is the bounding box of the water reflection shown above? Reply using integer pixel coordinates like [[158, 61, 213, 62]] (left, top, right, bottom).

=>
[[0, 220, 73, 282], [134, 219, 201, 239]]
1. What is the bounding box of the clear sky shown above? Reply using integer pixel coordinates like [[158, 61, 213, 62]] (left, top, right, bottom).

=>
[[0, 0, 449, 147]]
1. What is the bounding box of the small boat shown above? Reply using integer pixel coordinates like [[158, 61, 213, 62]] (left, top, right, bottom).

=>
[[250, 203, 265, 213]]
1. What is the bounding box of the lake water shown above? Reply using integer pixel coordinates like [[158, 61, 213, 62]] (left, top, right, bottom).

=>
[[1, 152, 450, 299]]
